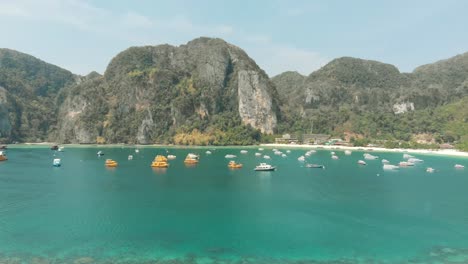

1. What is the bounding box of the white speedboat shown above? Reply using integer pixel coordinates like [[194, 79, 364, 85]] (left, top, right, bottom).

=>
[[281, 154, 287, 158], [403, 153, 414, 159], [381, 159, 389, 164], [58, 146, 64, 152], [254, 163, 276, 171], [455, 164, 465, 169], [258, 148, 264, 151], [240, 150, 248, 154], [263, 155, 271, 159], [167, 155, 176, 159], [426, 167, 435, 173], [344, 150, 352, 155], [206, 151, 212, 155], [399, 161, 415, 167], [331, 155, 339, 160], [383, 164, 399, 170], [298, 156, 305, 162], [97, 151, 104, 156], [358, 160, 367, 165], [225, 154, 237, 158], [364, 153, 378, 160], [53, 158, 61, 167], [408, 158, 423, 163], [128, 155, 133, 160], [255, 152, 262, 157]]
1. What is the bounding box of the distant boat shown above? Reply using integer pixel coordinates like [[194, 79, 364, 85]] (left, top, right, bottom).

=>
[[225, 154, 236, 158], [298, 156, 305, 162], [105, 159, 118, 167], [228, 160, 243, 169], [455, 164, 465, 169], [331, 151, 336, 155], [331, 155, 339, 160], [206, 151, 212, 155], [135, 149, 139, 153], [53, 158, 61, 167], [0, 151, 7, 161], [151, 155, 169, 168], [383, 164, 399, 170], [258, 148, 264, 151], [97, 151, 104, 156], [263, 155, 271, 159], [306, 164, 325, 169], [240, 150, 248, 154], [408, 158, 423, 163], [399, 161, 415, 167], [167, 155, 176, 159], [403, 154, 414, 159], [51, 145, 59, 151], [344, 150, 352, 155], [286, 150, 291, 153], [364, 153, 378, 160], [184, 153, 199, 164], [381, 159, 389, 164], [254, 163, 276, 171], [281, 154, 287, 158], [255, 152, 262, 157], [426, 167, 435, 173], [274, 150, 282, 155], [358, 160, 367, 165], [128, 155, 133, 160], [58, 146, 64, 152]]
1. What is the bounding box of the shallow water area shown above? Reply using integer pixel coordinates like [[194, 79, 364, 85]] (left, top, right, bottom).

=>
[[0, 146, 467, 263]]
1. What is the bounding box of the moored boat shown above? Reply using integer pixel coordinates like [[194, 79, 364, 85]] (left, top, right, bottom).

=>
[[254, 163, 276, 171], [167, 155, 176, 159], [263, 155, 271, 159], [0, 151, 7, 161], [383, 164, 399, 170], [381, 159, 389, 164], [225, 154, 236, 158], [331, 155, 339, 160], [206, 151, 212, 155], [228, 160, 243, 169], [105, 159, 118, 167], [53, 158, 61, 167], [426, 167, 435, 173], [344, 150, 352, 155], [255, 152, 262, 156], [151, 155, 169, 168], [358, 160, 367, 165], [51, 145, 59, 151], [97, 151, 104, 156], [298, 156, 305, 161], [364, 153, 378, 160], [455, 164, 465, 169], [184, 153, 199, 164], [240, 150, 248, 154], [305, 164, 325, 169], [58, 146, 64, 152], [399, 161, 415, 167]]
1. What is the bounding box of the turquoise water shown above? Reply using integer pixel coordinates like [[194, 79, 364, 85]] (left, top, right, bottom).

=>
[[0, 146, 468, 263]]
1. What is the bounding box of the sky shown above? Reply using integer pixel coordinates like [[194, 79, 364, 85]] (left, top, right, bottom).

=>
[[0, 0, 467, 77]]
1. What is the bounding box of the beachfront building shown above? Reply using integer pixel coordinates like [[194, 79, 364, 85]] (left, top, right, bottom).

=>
[[302, 134, 330, 144], [275, 134, 299, 144]]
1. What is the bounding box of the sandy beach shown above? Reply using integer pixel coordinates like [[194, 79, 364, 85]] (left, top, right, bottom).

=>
[[261, 143, 468, 158]]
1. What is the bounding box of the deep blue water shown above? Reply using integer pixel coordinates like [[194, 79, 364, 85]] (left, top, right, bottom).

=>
[[0, 146, 467, 263]]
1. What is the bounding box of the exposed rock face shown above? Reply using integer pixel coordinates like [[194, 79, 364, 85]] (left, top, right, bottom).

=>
[[393, 102, 415, 114], [56, 37, 278, 143]]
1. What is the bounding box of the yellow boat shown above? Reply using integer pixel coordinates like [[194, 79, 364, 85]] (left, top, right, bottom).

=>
[[151, 155, 169, 168], [0, 151, 7, 161], [228, 160, 242, 169], [105, 159, 118, 167], [184, 153, 199, 164]]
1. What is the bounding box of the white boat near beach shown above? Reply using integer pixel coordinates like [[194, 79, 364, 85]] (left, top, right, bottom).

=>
[[225, 154, 236, 158], [383, 164, 399, 170], [263, 155, 271, 159]]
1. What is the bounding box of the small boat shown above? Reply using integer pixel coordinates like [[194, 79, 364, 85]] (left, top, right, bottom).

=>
[[206, 151, 212, 155], [331, 155, 339, 160], [426, 167, 435, 173], [298, 156, 305, 161], [381, 159, 389, 164], [105, 159, 118, 167], [455, 164, 465, 169], [306, 164, 325, 169], [135, 149, 139, 153], [255, 152, 262, 156], [263, 155, 271, 159], [364, 153, 378, 160], [53, 158, 61, 167], [240, 150, 248, 154], [225, 154, 237, 158], [97, 151, 104, 156], [281, 154, 287, 158], [58, 146, 64, 152], [399, 161, 415, 167], [344, 150, 352, 155], [228, 160, 243, 169], [358, 160, 367, 165], [274, 150, 282, 155], [51, 145, 59, 151], [151, 155, 169, 168], [272, 148, 278, 152], [254, 163, 276, 171], [167, 155, 176, 159], [403, 154, 414, 159], [128, 155, 133, 160], [258, 148, 264, 151], [286, 150, 291, 153], [0, 151, 7, 161], [331, 151, 336, 155], [383, 164, 399, 170], [184, 153, 199, 164], [408, 158, 423, 163]]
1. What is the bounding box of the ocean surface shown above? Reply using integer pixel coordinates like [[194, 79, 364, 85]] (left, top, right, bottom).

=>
[[0, 146, 467, 263]]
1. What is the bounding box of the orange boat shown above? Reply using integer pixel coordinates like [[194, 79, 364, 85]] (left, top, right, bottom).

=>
[[228, 160, 242, 169], [0, 151, 7, 161], [105, 159, 118, 167], [184, 153, 199, 164], [151, 155, 169, 168]]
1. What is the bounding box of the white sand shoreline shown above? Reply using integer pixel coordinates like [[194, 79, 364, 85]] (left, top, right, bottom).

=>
[[260, 143, 468, 158]]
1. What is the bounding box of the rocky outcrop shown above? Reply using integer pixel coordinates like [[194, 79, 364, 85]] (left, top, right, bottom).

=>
[[55, 37, 278, 143]]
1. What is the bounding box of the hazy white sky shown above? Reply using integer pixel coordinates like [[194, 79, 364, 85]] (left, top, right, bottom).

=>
[[0, 0, 467, 76]]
